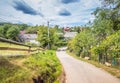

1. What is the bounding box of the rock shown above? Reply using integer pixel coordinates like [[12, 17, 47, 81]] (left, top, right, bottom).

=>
[[84, 57, 90, 60], [105, 62, 111, 67]]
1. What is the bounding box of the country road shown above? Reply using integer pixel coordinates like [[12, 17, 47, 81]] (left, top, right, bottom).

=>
[[56, 50, 120, 83]]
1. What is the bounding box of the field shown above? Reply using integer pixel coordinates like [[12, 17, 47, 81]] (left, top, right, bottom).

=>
[[0, 50, 62, 83]]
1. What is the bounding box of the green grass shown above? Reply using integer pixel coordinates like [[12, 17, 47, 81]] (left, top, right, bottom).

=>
[[67, 50, 120, 79], [0, 50, 62, 83], [0, 57, 30, 83], [0, 42, 28, 49], [24, 50, 62, 83]]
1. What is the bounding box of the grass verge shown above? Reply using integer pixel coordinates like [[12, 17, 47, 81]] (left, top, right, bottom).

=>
[[0, 57, 30, 83], [67, 50, 120, 79], [0, 50, 62, 83]]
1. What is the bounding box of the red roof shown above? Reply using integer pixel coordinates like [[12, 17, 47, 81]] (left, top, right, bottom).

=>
[[64, 27, 70, 31], [20, 30, 26, 35]]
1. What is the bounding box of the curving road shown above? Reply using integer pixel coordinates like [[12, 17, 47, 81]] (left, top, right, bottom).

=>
[[56, 50, 120, 83]]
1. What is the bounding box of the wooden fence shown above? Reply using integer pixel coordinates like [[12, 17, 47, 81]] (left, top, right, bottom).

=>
[[0, 37, 42, 56]]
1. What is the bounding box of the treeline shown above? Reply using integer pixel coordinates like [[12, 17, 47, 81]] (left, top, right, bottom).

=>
[[68, 0, 120, 65], [26, 25, 66, 49], [37, 25, 66, 50], [0, 23, 43, 41], [0, 23, 28, 41], [0, 23, 66, 49]]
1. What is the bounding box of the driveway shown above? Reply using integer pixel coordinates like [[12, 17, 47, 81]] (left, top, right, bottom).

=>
[[56, 50, 120, 83]]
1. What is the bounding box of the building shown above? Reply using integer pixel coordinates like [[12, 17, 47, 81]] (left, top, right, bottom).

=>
[[64, 32, 77, 38], [19, 31, 39, 45], [64, 27, 70, 32]]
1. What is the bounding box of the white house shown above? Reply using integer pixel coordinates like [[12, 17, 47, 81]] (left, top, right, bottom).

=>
[[64, 32, 77, 38], [19, 31, 39, 45]]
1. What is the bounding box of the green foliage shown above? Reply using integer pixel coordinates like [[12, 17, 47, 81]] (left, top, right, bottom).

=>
[[90, 0, 120, 63], [24, 50, 62, 83], [26, 26, 39, 34], [91, 30, 120, 61], [95, 0, 120, 31], [93, 19, 113, 33], [6, 26, 19, 40], [54, 25, 64, 33], [0, 26, 4, 37], [55, 40, 67, 47], [0, 24, 11, 38], [0, 23, 65, 49], [68, 29, 96, 57], [68, 0, 120, 66], [37, 26, 64, 50], [70, 26, 81, 33], [0, 51, 62, 83], [37, 26, 49, 48], [0, 23, 29, 41], [18, 24, 28, 30], [25, 42, 38, 47], [0, 58, 29, 83]]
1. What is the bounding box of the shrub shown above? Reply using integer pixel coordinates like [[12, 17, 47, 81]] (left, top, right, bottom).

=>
[[91, 30, 120, 64]]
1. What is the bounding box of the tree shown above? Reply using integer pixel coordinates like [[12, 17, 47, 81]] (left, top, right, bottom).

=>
[[0, 23, 27, 40], [37, 25, 63, 49], [37, 26, 49, 48], [91, 30, 120, 64], [68, 28, 96, 57], [26, 26, 39, 34], [6, 26, 19, 40], [98, 0, 120, 31], [0, 24, 12, 38], [19, 24, 28, 30], [67, 0, 120, 65], [0, 26, 4, 37]]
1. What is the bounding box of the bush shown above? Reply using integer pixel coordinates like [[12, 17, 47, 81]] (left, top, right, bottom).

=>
[[0, 50, 62, 83], [68, 29, 96, 58], [24, 50, 62, 83], [91, 30, 120, 64]]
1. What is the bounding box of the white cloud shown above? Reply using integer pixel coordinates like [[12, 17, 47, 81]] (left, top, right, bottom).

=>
[[0, 0, 101, 26]]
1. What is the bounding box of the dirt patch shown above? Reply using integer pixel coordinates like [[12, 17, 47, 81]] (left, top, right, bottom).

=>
[[58, 67, 66, 83], [31, 68, 66, 83]]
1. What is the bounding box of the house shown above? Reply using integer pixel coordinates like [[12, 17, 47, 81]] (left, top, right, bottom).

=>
[[64, 27, 70, 32], [64, 32, 77, 38], [19, 31, 39, 45]]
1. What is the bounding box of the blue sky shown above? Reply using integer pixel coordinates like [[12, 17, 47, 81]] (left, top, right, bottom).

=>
[[0, 0, 101, 27]]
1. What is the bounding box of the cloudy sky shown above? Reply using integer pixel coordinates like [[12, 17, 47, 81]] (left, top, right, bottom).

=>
[[0, 0, 101, 27]]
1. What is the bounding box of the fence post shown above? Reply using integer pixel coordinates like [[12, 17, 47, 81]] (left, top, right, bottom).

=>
[[28, 46, 31, 53], [0, 37, 41, 56]]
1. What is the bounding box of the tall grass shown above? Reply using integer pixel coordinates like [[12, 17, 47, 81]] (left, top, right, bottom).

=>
[[24, 50, 62, 83], [0, 50, 62, 83]]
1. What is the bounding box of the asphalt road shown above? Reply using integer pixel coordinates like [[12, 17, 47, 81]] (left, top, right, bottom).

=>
[[56, 50, 120, 83]]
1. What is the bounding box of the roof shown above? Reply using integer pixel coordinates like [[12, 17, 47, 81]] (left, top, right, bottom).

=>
[[19, 34, 37, 40], [64, 27, 70, 32], [64, 32, 77, 38]]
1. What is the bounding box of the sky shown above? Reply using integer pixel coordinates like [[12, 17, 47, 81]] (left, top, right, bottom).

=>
[[0, 0, 101, 27]]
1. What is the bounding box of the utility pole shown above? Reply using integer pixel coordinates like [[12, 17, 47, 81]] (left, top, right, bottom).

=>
[[47, 21, 50, 49]]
